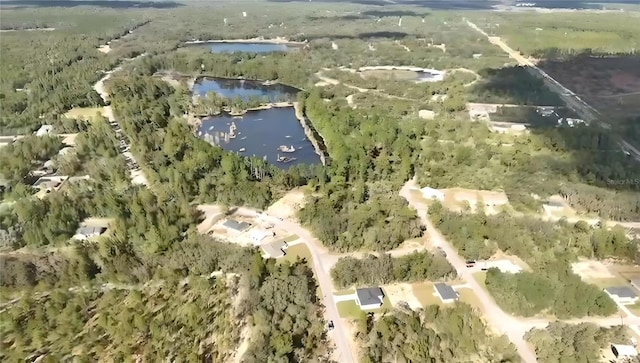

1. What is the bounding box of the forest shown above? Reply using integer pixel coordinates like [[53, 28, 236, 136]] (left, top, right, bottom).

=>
[[429, 203, 634, 317], [525, 322, 632, 363], [357, 304, 520, 363], [330, 252, 456, 289]]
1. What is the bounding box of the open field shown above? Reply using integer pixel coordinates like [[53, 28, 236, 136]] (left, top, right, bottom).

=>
[[540, 55, 640, 122], [64, 107, 105, 121], [412, 282, 441, 306], [385, 283, 423, 310], [360, 69, 420, 81]]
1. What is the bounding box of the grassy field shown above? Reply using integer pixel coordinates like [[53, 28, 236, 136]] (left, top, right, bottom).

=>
[[336, 295, 392, 319], [412, 282, 441, 307], [280, 243, 312, 265], [64, 107, 104, 121], [360, 69, 420, 81]]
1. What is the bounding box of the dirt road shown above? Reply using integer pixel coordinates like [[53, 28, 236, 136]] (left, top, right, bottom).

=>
[[465, 19, 640, 162], [235, 207, 356, 363]]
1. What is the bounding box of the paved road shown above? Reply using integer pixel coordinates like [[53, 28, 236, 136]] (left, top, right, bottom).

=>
[[465, 19, 640, 163], [236, 207, 356, 363]]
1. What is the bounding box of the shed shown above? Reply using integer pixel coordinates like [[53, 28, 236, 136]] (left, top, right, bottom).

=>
[[605, 287, 639, 305], [418, 109, 436, 120], [355, 287, 384, 310], [434, 283, 459, 303]]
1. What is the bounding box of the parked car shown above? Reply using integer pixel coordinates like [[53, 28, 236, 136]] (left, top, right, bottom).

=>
[[328, 320, 334, 330]]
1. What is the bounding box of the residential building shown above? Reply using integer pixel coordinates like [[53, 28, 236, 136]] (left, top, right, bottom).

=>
[[355, 287, 385, 310], [223, 219, 251, 232], [434, 283, 459, 303], [611, 344, 638, 358], [250, 228, 275, 242], [605, 287, 639, 305], [35, 125, 53, 137]]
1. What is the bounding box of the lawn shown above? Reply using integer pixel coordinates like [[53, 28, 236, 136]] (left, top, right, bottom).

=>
[[473, 271, 488, 291], [336, 295, 392, 319], [457, 288, 482, 310], [280, 243, 312, 265], [412, 282, 442, 307]]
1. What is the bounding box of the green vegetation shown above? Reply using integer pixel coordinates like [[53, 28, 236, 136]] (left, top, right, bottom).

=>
[[330, 252, 456, 289], [485, 268, 616, 318], [358, 304, 520, 363], [430, 204, 635, 317], [525, 322, 630, 363], [1, 278, 237, 361]]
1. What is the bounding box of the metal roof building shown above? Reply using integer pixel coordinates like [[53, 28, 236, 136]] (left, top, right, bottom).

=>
[[434, 283, 459, 303]]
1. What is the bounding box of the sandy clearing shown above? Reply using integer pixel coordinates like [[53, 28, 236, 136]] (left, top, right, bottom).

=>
[[385, 283, 423, 310], [185, 36, 305, 46], [266, 188, 306, 220], [0, 27, 55, 33], [572, 260, 615, 280], [97, 44, 111, 54]]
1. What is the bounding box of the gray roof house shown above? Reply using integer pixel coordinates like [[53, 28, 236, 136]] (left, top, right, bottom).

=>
[[605, 286, 639, 305], [355, 287, 384, 310], [434, 283, 459, 303], [223, 219, 252, 232]]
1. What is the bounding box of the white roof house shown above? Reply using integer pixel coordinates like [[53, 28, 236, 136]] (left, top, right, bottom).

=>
[[612, 344, 638, 358], [35, 125, 53, 137], [250, 228, 274, 243], [72, 226, 106, 241]]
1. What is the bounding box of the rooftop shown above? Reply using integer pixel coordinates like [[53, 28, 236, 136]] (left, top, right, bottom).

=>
[[75, 226, 106, 236], [434, 283, 458, 300], [223, 219, 251, 232], [356, 287, 384, 306], [605, 286, 638, 299]]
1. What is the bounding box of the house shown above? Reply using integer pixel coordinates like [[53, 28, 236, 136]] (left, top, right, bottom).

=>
[[35, 125, 53, 137], [355, 287, 385, 310], [223, 219, 251, 232], [605, 287, 639, 305], [611, 344, 638, 358], [250, 228, 275, 243], [72, 226, 106, 240], [418, 109, 436, 120], [434, 283, 459, 303], [32, 176, 67, 192]]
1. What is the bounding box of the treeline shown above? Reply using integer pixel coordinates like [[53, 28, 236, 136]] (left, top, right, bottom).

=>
[[525, 322, 631, 363], [485, 268, 616, 318], [429, 203, 638, 264], [331, 252, 456, 289], [358, 304, 520, 363]]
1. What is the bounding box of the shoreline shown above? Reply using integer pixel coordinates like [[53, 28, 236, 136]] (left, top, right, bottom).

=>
[[184, 37, 306, 46], [190, 101, 329, 166]]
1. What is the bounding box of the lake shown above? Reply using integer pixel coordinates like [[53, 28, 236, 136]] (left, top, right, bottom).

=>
[[190, 42, 290, 54], [193, 77, 300, 102], [198, 108, 321, 169]]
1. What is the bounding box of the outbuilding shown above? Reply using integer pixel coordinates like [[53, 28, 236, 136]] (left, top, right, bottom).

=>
[[35, 125, 53, 137], [355, 287, 385, 310]]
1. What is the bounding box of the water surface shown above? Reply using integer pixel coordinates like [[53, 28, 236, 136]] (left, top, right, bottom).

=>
[[193, 77, 300, 102], [199, 107, 320, 169]]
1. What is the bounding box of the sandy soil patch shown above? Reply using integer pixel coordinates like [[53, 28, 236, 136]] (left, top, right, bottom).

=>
[[490, 250, 530, 271], [266, 188, 306, 219], [572, 260, 615, 280], [385, 283, 423, 310], [64, 107, 105, 121], [341, 319, 361, 362], [82, 217, 115, 228], [59, 133, 78, 146], [185, 36, 305, 46], [346, 94, 356, 108], [97, 44, 111, 54], [196, 204, 224, 234], [0, 27, 55, 33], [360, 69, 420, 81]]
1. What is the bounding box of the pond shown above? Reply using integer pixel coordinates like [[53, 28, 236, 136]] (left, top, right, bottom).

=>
[[198, 107, 321, 169], [193, 77, 300, 102], [189, 42, 291, 54]]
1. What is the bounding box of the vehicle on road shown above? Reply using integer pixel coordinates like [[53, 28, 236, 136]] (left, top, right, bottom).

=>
[[328, 320, 334, 330]]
